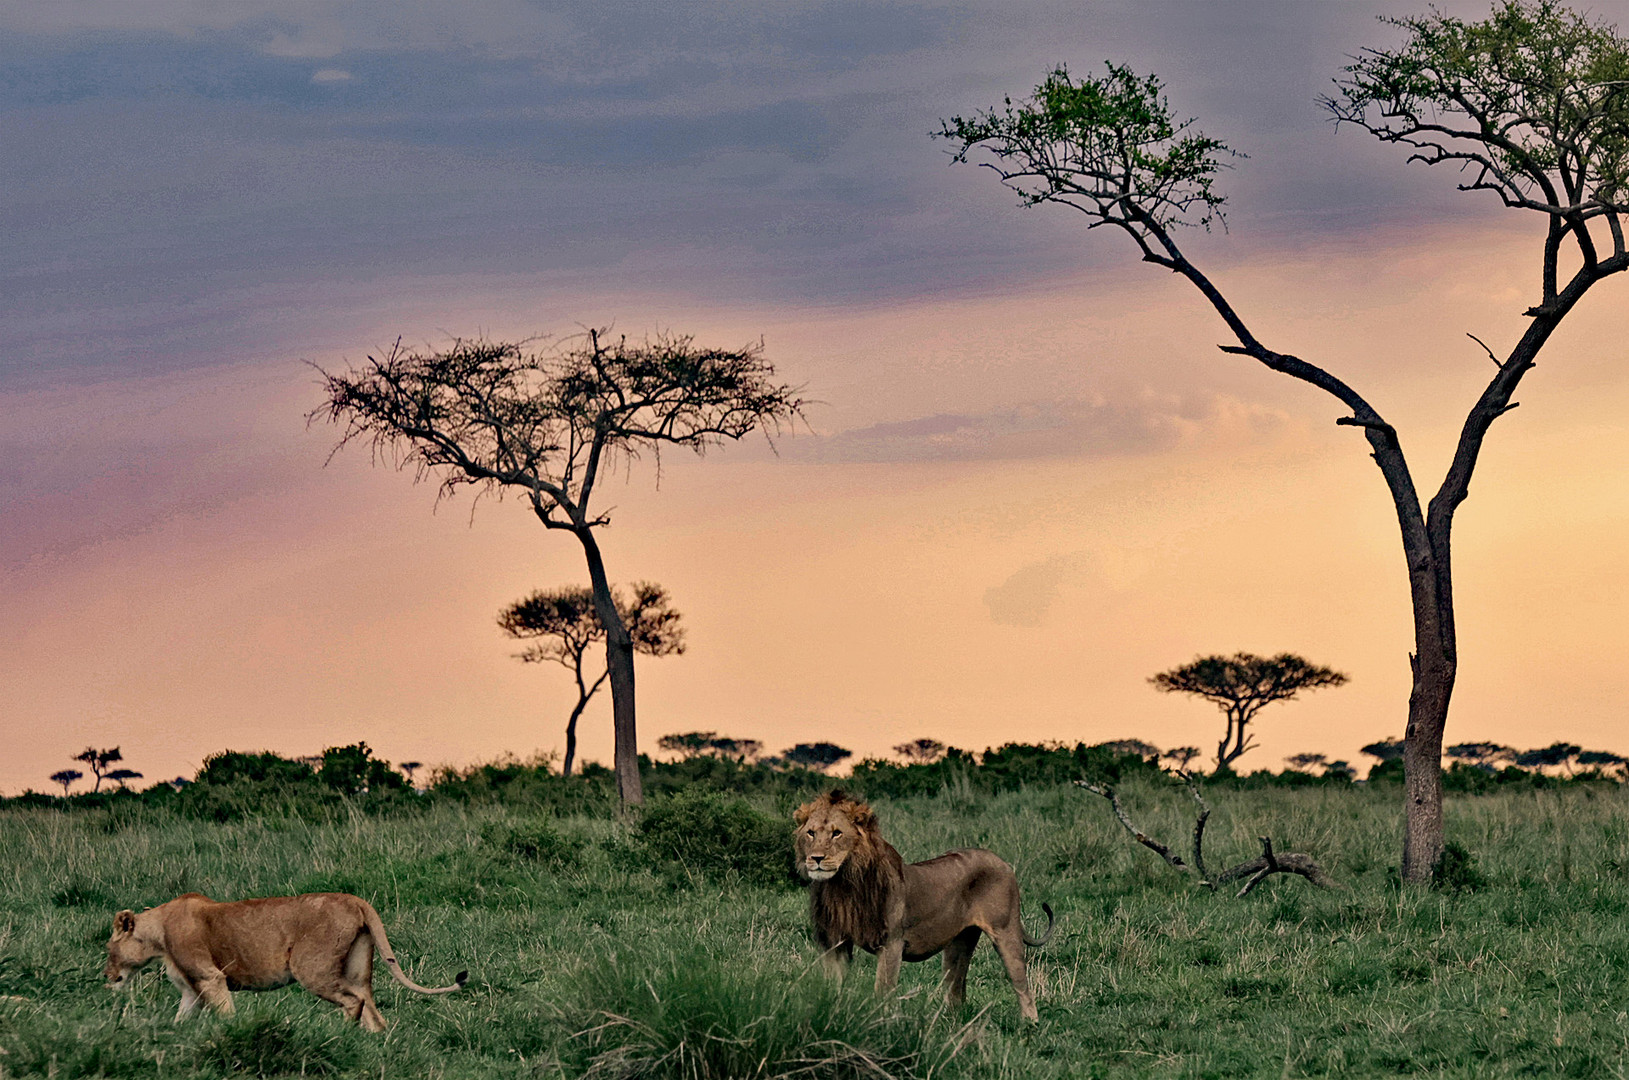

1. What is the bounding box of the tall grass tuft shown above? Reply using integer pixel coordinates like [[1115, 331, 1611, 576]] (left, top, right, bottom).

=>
[[558, 944, 982, 1079]]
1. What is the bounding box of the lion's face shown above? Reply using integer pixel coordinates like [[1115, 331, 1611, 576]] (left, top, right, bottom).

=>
[[794, 792, 873, 882], [105, 909, 160, 987]]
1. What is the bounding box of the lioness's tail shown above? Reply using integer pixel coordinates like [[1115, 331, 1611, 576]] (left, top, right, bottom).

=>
[[1022, 902, 1055, 948], [359, 900, 469, 995]]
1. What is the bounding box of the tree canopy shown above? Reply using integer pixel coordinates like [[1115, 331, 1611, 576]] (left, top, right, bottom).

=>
[[316, 329, 801, 805], [1150, 653, 1349, 770]]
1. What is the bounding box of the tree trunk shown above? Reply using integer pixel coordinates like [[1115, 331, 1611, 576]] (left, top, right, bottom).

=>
[[575, 527, 643, 805], [562, 698, 585, 778]]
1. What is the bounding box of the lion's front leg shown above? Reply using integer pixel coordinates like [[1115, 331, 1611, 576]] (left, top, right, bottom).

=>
[[873, 939, 904, 995], [820, 940, 853, 981]]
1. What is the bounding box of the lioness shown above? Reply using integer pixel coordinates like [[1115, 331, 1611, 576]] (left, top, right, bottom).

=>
[[794, 789, 1053, 1021], [105, 892, 467, 1031]]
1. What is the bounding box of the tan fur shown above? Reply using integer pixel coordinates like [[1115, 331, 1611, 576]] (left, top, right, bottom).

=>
[[105, 892, 466, 1031], [793, 789, 1054, 1021]]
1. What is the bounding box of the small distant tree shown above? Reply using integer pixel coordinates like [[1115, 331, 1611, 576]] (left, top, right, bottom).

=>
[[1162, 746, 1201, 771], [72, 747, 123, 793], [1286, 753, 1327, 772], [1099, 738, 1162, 760], [49, 769, 82, 797], [1516, 742, 1582, 774], [104, 769, 143, 790], [658, 731, 719, 760], [500, 582, 686, 777], [1324, 760, 1357, 781], [1362, 738, 1406, 762], [316, 330, 802, 805], [893, 738, 947, 763], [1446, 742, 1515, 768], [1149, 654, 1349, 771], [709, 737, 763, 762], [782, 742, 853, 772], [400, 761, 423, 786], [317, 742, 406, 796]]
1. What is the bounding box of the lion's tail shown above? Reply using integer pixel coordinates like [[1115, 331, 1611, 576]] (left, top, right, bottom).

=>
[[1022, 902, 1055, 948], [359, 900, 469, 995]]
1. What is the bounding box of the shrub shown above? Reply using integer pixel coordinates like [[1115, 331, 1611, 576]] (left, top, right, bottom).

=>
[[636, 790, 794, 888], [480, 818, 585, 868], [1432, 840, 1487, 893]]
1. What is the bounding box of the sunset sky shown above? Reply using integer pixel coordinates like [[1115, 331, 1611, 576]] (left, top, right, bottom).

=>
[[4, 0, 1628, 795]]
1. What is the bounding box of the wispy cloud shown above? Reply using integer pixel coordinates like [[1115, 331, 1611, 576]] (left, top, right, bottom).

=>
[[786, 391, 1293, 464]]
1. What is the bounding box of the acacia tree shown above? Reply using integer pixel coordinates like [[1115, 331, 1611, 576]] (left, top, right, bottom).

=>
[[49, 769, 82, 797], [940, 0, 1629, 882], [498, 581, 686, 777], [73, 747, 123, 793], [316, 330, 801, 805], [1151, 653, 1349, 771]]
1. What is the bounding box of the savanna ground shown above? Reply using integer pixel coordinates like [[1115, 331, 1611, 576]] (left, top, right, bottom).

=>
[[5, 779, 1629, 1079]]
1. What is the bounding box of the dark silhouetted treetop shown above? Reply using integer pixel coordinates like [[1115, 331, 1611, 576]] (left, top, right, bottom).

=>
[[1515, 741, 1582, 769], [314, 331, 803, 529], [1151, 653, 1349, 770], [893, 738, 947, 763], [781, 742, 853, 771], [104, 769, 143, 789], [1446, 741, 1515, 766], [1286, 753, 1328, 771], [1362, 738, 1407, 762], [73, 747, 123, 793], [49, 769, 82, 796], [1099, 738, 1162, 761], [499, 583, 685, 667]]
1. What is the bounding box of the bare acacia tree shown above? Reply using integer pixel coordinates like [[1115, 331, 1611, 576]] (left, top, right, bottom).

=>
[[940, 0, 1629, 882], [315, 330, 802, 805], [498, 581, 685, 778], [1150, 653, 1349, 772]]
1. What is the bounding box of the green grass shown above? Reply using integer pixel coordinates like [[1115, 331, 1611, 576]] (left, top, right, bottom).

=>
[[6, 781, 1629, 1077]]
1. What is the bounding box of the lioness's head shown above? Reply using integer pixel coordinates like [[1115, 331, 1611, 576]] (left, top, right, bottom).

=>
[[793, 789, 879, 882], [105, 909, 161, 987]]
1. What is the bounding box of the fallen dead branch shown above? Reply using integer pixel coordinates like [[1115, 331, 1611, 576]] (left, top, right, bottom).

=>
[[1075, 776, 1342, 897]]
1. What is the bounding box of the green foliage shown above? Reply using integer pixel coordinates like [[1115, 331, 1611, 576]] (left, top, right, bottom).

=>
[[1328, 0, 1629, 215], [939, 63, 1235, 232], [1433, 840, 1488, 893], [317, 742, 407, 796], [555, 943, 974, 1079], [635, 789, 794, 889]]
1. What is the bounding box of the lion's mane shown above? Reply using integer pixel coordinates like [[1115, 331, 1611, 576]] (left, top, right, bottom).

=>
[[795, 789, 905, 952]]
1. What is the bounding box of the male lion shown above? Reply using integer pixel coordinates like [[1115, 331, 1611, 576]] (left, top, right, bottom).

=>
[[793, 789, 1053, 1021], [105, 892, 467, 1031]]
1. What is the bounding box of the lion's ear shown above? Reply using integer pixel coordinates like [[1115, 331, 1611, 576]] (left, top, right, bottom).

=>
[[847, 801, 876, 828], [113, 910, 136, 935], [793, 801, 815, 825]]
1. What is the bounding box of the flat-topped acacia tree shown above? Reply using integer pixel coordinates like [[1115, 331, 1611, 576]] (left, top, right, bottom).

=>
[[498, 581, 685, 779], [315, 330, 801, 805], [940, 0, 1629, 882]]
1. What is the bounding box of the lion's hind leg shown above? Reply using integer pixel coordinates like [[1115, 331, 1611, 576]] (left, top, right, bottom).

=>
[[986, 924, 1038, 1022], [939, 927, 980, 1007], [294, 929, 386, 1031]]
